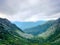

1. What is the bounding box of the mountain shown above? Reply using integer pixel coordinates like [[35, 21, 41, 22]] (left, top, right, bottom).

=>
[[0, 18, 60, 45], [0, 18, 34, 38], [0, 18, 34, 45], [38, 18, 60, 44], [13, 21, 46, 30], [24, 20, 55, 35]]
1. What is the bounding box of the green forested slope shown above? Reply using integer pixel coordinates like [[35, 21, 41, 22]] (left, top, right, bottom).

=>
[[0, 18, 60, 45]]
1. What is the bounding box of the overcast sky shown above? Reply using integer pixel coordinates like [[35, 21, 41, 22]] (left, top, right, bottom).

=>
[[0, 0, 60, 22]]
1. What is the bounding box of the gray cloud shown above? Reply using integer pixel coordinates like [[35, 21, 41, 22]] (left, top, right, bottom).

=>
[[0, 0, 60, 22]]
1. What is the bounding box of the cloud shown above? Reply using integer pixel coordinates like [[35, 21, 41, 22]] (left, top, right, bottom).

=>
[[24, 13, 60, 22], [0, 0, 60, 22]]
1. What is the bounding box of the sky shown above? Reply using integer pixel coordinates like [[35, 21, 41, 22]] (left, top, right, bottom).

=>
[[0, 0, 60, 22]]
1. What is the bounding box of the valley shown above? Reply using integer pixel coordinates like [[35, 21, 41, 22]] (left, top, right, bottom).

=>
[[0, 18, 60, 45]]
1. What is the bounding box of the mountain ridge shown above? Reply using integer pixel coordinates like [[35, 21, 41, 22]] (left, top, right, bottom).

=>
[[24, 20, 55, 35], [0, 18, 60, 45], [13, 21, 46, 30]]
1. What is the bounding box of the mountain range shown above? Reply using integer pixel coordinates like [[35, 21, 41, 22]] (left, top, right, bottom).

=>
[[13, 21, 46, 30], [0, 18, 60, 45], [24, 20, 55, 35]]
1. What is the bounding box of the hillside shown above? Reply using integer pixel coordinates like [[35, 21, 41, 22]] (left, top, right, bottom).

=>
[[0, 18, 60, 45], [38, 18, 60, 45], [24, 20, 55, 35], [0, 18, 34, 45]]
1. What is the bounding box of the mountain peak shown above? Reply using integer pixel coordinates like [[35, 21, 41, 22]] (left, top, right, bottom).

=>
[[56, 18, 60, 23], [0, 18, 8, 21], [0, 18, 12, 26]]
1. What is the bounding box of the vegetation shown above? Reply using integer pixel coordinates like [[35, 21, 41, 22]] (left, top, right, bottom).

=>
[[0, 18, 60, 45]]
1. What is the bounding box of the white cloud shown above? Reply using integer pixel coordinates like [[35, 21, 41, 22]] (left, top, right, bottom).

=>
[[24, 13, 60, 22], [0, 0, 60, 22]]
